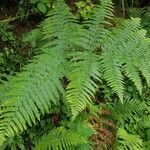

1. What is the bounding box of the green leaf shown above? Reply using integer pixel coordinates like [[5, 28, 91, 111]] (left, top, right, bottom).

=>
[[37, 2, 47, 13]]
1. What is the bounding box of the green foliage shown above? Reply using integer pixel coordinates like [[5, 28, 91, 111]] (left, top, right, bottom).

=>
[[0, 22, 37, 87], [104, 81, 150, 150], [113, 0, 140, 17], [0, 135, 25, 150], [101, 18, 150, 100], [0, 52, 66, 143], [116, 128, 143, 150], [29, 0, 53, 13], [129, 7, 150, 37], [0, 48, 26, 76], [35, 127, 88, 150], [0, 0, 75, 145], [0, 0, 150, 149], [67, 51, 101, 118], [0, 23, 15, 43], [0, 22, 32, 78], [22, 29, 41, 48], [142, 8, 150, 37], [76, 0, 94, 19], [17, 0, 54, 20], [128, 7, 144, 18], [110, 99, 146, 125]]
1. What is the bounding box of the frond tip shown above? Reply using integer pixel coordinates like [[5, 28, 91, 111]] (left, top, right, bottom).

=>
[[66, 51, 101, 119]]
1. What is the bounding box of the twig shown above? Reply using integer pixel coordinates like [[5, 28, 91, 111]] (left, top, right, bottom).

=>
[[0, 12, 36, 23]]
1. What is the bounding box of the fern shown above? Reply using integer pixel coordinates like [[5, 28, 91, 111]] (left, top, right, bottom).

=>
[[0, 53, 65, 142], [34, 127, 88, 150], [0, 135, 25, 150], [77, 0, 113, 50], [0, 0, 150, 148], [116, 128, 143, 150], [66, 0, 114, 118], [66, 51, 101, 118], [41, 0, 77, 51], [101, 18, 150, 100], [0, 0, 76, 144], [133, 38, 150, 85], [101, 50, 124, 101], [111, 99, 146, 124], [141, 115, 150, 128]]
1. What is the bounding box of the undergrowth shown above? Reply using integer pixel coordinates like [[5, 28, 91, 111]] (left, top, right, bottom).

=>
[[0, 0, 150, 149]]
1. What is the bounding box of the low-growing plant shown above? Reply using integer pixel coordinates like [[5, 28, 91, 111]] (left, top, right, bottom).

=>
[[0, 0, 150, 149], [129, 7, 150, 37], [76, 0, 94, 19], [0, 21, 37, 82], [17, 0, 54, 20]]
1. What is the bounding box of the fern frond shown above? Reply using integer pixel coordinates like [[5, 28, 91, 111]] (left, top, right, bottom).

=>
[[0, 0, 76, 144], [133, 37, 150, 85], [101, 50, 124, 101], [141, 115, 150, 128], [116, 128, 143, 150], [0, 135, 5, 147], [66, 51, 101, 119], [111, 18, 141, 43], [41, 0, 78, 52], [112, 99, 146, 123], [88, 0, 114, 26], [101, 18, 150, 100], [0, 53, 65, 141], [0, 80, 13, 104], [122, 29, 150, 93], [34, 127, 88, 150], [0, 1, 149, 148], [77, 0, 114, 50], [0, 135, 25, 150], [121, 31, 145, 94]]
